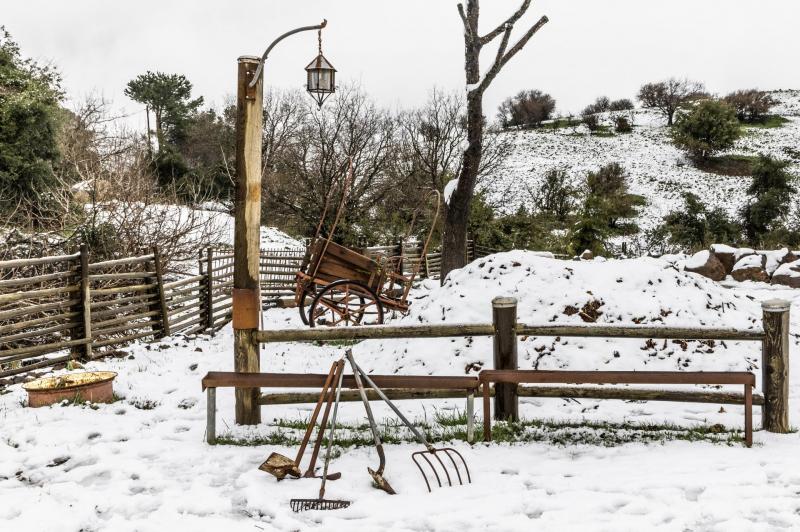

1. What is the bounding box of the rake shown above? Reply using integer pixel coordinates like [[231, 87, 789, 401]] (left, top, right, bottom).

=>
[[290, 358, 351, 512], [260, 360, 343, 481], [347, 350, 471, 493]]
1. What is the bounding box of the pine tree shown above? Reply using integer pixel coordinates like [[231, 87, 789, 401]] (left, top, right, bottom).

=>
[[740, 155, 797, 245]]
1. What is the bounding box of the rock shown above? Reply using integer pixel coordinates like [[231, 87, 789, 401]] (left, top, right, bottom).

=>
[[731, 254, 769, 283], [684, 250, 726, 281], [759, 248, 796, 276], [710, 244, 737, 274], [579, 249, 593, 260], [772, 259, 800, 288]]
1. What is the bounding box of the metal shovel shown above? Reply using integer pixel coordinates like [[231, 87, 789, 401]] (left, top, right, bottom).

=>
[[260, 360, 343, 480], [347, 351, 471, 493], [345, 349, 396, 494]]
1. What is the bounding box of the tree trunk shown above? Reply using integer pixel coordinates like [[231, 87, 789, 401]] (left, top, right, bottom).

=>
[[441, 90, 483, 281]]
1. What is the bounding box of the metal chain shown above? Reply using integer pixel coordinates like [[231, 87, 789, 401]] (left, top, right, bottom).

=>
[[318, 28, 322, 55]]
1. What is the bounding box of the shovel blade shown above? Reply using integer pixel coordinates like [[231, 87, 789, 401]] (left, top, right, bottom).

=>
[[368, 467, 396, 495], [259, 452, 301, 480]]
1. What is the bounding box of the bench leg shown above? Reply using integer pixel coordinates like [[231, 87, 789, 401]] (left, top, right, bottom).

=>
[[466, 391, 475, 443], [483, 382, 491, 442], [744, 384, 752, 448], [207, 387, 216, 445]]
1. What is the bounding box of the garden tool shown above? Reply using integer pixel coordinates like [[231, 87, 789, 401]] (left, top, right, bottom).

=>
[[290, 359, 351, 512], [259, 360, 343, 480], [345, 349, 396, 495], [348, 352, 471, 493]]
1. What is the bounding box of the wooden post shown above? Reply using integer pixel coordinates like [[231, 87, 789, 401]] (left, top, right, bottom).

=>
[[492, 296, 518, 421], [152, 246, 170, 338], [207, 387, 216, 444], [761, 299, 790, 433], [205, 247, 215, 331], [466, 391, 475, 443], [78, 244, 92, 360], [233, 55, 263, 425]]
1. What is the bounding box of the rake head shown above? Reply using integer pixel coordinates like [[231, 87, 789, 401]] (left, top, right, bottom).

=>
[[290, 498, 351, 512], [411, 447, 471, 492]]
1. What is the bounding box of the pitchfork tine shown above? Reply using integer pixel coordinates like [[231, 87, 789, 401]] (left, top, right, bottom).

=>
[[442, 450, 463, 484]]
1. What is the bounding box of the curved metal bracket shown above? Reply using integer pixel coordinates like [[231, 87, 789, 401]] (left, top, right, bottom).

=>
[[248, 19, 327, 89]]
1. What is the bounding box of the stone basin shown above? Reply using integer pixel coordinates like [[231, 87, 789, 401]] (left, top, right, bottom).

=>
[[22, 371, 117, 407]]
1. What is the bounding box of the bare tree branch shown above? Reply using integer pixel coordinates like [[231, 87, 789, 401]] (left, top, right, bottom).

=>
[[478, 15, 548, 93], [479, 0, 531, 45]]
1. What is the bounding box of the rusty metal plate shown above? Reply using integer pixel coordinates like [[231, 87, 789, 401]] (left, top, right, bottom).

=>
[[232, 288, 259, 329]]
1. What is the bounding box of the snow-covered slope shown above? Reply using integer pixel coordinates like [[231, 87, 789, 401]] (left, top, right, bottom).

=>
[[484, 90, 800, 235]]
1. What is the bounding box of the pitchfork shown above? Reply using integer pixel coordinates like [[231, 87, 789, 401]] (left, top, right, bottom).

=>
[[346, 350, 471, 493]]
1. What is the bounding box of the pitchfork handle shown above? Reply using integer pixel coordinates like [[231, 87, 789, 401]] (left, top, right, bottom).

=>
[[350, 358, 433, 450]]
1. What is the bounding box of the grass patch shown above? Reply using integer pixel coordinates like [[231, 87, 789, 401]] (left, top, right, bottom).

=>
[[743, 115, 790, 129], [214, 414, 746, 448], [590, 125, 615, 137], [313, 339, 362, 347], [694, 154, 758, 176]]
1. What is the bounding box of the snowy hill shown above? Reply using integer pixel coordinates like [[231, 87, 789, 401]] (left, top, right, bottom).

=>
[[483, 90, 800, 236]]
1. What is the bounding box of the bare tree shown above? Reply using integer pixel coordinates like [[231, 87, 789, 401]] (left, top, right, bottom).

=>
[[638, 78, 707, 126], [441, 0, 549, 280], [265, 84, 401, 243]]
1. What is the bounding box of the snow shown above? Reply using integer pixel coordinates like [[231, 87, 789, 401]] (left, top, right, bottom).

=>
[[710, 243, 737, 254], [733, 254, 763, 271], [774, 260, 800, 279], [760, 248, 790, 275], [684, 250, 710, 269], [482, 91, 800, 240], [443, 178, 459, 205], [5, 253, 800, 530]]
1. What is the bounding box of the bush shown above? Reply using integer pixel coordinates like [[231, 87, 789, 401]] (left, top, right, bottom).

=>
[[614, 116, 632, 133], [582, 114, 600, 132], [497, 90, 556, 128], [581, 96, 610, 116], [723, 89, 777, 123], [660, 192, 740, 250], [740, 155, 797, 245], [638, 78, 707, 126], [671, 100, 741, 160], [585, 163, 644, 234], [534, 168, 576, 221], [609, 98, 634, 111]]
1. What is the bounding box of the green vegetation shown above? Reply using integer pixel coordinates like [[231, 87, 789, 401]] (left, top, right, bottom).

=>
[[743, 115, 789, 129], [740, 155, 798, 247], [671, 100, 742, 160], [693, 154, 758, 176], [0, 26, 64, 223], [660, 192, 741, 251], [213, 414, 747, 448]]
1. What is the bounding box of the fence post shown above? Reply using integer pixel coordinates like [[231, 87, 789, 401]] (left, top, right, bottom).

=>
[[152, 246, 170, 338], [206, 247, 214, 331], [77, 244, 92, 360], [492, 296, 518, 421], [761, 299, 790, 433]]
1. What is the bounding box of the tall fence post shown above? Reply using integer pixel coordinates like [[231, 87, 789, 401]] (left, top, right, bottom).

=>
[[77, 244, 92, 360], [152, 246, 170, 338], [492, 296, 518, 421], [761, 299, 790, 433], [206, 247, 214, 331], [232, 55, 263, 425]]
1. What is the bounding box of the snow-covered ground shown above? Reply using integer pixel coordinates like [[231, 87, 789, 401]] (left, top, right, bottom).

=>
[[484, 90, 800, 235], [3, 253, 800, 531]]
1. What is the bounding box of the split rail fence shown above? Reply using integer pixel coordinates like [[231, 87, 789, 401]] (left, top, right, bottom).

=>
[[251, 297, 791, 436]]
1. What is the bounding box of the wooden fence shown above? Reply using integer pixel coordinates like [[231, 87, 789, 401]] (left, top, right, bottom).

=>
[[0, 245, 299, 380], [254, 297, 791, 435]]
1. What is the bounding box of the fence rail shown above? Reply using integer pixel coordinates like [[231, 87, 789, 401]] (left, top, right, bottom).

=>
[[0, 245, 302, 381]]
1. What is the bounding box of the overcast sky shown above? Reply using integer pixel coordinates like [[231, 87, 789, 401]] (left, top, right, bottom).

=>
[[4, 0, 799, 129]]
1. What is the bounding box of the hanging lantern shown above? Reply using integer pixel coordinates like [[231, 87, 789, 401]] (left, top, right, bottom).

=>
[[305, 28, 336, 107]]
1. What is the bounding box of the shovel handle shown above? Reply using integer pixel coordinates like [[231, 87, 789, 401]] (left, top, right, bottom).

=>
[[295, 361, 339, 463], [349, 356, 432, 449], [319, 358, 346, 500]]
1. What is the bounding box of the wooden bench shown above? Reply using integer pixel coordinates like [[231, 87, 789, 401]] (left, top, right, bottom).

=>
[[201, 371, 480, 444], [479, 370, 756, 447]]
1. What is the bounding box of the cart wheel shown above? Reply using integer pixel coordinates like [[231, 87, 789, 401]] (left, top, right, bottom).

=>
[[308, 280, 384, 327], [298, 288, 315, 325]]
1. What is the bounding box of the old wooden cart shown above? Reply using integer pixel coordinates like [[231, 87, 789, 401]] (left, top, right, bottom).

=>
[[295, 168, 440, 327]]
